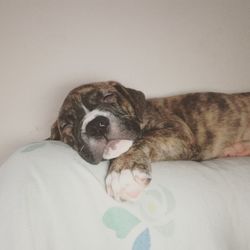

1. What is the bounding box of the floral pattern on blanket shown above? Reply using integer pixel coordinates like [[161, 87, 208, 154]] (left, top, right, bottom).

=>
[[103, 185, 175, 249]]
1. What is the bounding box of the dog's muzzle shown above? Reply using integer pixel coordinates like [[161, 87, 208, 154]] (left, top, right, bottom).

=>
[[79, 112, 140, 164]]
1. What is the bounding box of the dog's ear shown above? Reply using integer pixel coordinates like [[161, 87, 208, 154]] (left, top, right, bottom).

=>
[[48, 120, 61, 140], [126, 87, 146, 122]]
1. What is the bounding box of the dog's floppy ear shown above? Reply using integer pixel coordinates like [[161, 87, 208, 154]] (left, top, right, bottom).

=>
[[126, 87, 146, 122], [49, 120, 61, 140]]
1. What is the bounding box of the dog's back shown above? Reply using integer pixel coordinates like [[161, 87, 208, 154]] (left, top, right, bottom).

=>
[[146, 92, 250, 159]]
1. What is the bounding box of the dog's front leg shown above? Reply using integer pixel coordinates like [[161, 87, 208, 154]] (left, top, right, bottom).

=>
[[105, 127, 200, 201], [105, 145, 151, 202]]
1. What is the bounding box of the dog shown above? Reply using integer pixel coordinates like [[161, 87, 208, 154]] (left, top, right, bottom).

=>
[[49, 81, 250, 201]]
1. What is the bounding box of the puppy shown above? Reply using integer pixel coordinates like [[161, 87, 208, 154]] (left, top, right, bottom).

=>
[[50, 81, 250, 201]]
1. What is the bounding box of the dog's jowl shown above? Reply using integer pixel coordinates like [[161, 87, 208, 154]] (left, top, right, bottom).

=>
[[50, 81, 250, 201]]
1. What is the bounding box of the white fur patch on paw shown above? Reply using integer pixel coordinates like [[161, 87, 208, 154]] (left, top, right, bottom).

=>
[[103, 140, 133, 160], [105, 169, 151, 202]]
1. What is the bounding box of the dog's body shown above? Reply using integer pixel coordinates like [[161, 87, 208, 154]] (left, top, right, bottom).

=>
[[50, 81, 250, 201]]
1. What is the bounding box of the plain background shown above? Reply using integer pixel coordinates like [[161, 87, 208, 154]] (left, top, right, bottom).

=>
[[0, 0, 249, 164]]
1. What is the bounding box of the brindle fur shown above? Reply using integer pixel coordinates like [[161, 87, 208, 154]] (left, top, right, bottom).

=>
[[50, 81, 250, 178]]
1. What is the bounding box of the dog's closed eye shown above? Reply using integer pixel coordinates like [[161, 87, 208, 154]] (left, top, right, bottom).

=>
[[103, 93, 117, 103], [59, 122, 67, 129]]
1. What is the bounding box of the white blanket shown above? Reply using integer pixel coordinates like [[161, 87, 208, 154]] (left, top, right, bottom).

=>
[[0, 141, 250, 250]]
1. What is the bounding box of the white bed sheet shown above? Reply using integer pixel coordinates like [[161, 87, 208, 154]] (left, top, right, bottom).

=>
[[0, 141, 250, 250]]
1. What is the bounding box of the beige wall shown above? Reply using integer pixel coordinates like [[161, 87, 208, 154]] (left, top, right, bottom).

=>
[[0, 0, 249, 163]]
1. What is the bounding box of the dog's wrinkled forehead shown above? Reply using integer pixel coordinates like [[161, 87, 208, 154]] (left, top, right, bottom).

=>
[[79, 82, 122, 110], [71, 81, 146, 120]]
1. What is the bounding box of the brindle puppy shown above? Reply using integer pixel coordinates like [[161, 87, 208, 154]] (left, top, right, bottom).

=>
[[50, 81, 250, 201]]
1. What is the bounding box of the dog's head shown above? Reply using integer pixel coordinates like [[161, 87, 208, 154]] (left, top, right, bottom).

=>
[[50, 81, 146, 164]]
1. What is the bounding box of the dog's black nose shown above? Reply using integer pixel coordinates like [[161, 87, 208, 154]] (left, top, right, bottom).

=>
[[86, 116, 110, 137]]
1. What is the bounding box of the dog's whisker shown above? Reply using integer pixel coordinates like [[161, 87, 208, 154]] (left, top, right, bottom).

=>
[[80, 145, 85, 152]]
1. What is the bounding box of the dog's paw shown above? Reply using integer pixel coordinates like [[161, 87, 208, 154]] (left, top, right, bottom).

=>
[[105, 169, 151, 202]]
